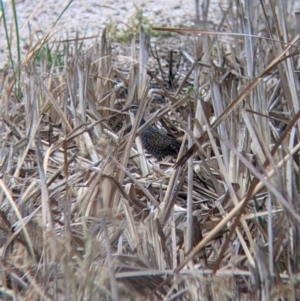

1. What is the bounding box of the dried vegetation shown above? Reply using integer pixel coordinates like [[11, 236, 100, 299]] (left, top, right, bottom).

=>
[[1, 1, 300, 300]]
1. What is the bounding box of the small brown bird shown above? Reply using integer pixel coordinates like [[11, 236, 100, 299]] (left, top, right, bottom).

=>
[[127, 104, 181, 161]]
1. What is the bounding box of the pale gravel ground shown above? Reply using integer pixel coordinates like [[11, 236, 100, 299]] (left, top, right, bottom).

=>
[[0, 0, 300, 64], [0, 0, 226, 63], [2, 0, 222, 35]]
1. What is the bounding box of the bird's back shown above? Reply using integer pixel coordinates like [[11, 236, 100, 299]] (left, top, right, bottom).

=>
[[126, 104, 181, 160], [140, 125, 181, 160]]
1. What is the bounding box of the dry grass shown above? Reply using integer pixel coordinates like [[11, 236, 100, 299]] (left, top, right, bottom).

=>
[[1, 1, 300, 300]]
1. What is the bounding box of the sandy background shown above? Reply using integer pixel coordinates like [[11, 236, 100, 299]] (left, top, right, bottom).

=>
[[0, 0, 299, 64], [0, 0, 226, 64], [2, 0, 220, 35]]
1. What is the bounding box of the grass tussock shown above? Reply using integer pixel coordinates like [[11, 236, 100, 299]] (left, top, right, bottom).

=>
[[1, 0, 300, 300]]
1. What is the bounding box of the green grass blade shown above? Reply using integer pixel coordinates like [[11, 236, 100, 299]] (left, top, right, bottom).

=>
[[34, 0, 74, 62], [11, 0, 20, 65]]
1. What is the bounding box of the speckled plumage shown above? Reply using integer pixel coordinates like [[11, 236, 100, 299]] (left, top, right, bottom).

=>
[[140, 125, 181, 160], [137, 115, 181, 161]]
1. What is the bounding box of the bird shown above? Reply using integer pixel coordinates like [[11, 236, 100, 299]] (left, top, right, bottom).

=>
[[126, 104, 181, 161]]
